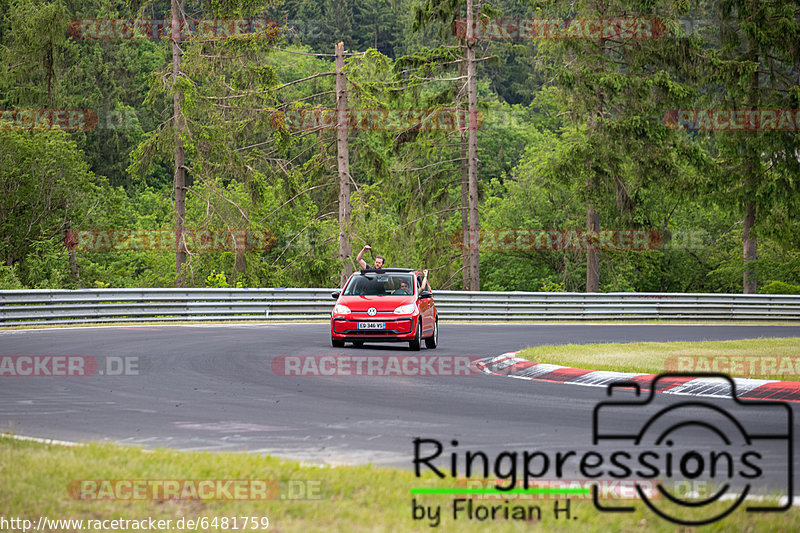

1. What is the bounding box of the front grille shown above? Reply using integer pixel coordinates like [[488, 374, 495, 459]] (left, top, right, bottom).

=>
[[333, 318, 410, 324], [341, 329, 405, 335]]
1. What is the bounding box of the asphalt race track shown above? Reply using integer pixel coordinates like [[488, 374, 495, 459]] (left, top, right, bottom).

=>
[[2, 323, 799, 493]]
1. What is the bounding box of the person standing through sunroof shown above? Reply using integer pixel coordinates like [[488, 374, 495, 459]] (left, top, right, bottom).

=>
[[356, 244, 385, 269]]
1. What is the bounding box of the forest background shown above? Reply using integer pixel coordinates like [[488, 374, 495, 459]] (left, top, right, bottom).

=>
[[1, 0, 799, 294]]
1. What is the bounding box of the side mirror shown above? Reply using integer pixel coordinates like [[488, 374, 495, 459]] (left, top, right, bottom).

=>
[[331, 291, 341, 299], [418, 291, 432, 300]]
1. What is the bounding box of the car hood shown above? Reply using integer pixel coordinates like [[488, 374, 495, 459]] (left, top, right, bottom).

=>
[[337, 294, 416, 312]]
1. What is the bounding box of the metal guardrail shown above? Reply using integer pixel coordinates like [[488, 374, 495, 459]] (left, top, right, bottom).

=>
[[1, 289, 800, 326]]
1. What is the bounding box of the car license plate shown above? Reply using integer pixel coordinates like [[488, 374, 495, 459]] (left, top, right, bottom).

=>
[[357, 322, 385, 330]]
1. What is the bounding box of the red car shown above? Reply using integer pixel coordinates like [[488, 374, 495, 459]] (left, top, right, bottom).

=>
[[330, 268, 438, 350]]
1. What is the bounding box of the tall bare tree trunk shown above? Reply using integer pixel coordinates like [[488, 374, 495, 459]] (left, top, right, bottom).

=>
[[586, 200, 600, 292], [335, 42, 352, 287], [743, 201, 757, 293], [66, 219, 78, 279], [234, 245, 246, 280], [585, 14, 609, 294], [171, 0, 187, 285], [465, 0, 479, 291], [742, 34, 759, 294], [460, 131, 469, 289], [458, 58, 469, 290], [46, 45, 54, 108]]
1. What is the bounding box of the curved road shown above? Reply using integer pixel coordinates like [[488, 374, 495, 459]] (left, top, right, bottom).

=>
[[1, 323, 798, 491]]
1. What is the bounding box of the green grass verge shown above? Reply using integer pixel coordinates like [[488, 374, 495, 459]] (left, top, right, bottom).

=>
[[1, 436, 796, 532], [517, 338, 800, 380]]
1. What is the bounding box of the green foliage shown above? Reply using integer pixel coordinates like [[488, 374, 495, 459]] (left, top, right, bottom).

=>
[[0, 0, 70, 107], [0, 265, 24, 289], [205, 269, 243, 288], [0, 130, 96, 274], [0, 0, 798, 295], [539, 280, 565, 292], [760, 281, 800, 295], [19, 237, 69, 289]]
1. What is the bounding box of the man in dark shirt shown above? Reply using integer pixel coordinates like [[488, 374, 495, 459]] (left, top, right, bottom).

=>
[[356, 244, 385, 269]]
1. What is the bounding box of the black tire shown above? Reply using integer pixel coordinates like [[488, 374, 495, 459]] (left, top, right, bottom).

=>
[[331, 338, 345, 348], [424, 319, 438, 349], [409, 320, 422, 351]]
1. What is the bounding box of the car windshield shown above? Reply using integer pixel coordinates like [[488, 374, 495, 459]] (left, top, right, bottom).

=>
[[343, 273, 415, 296]]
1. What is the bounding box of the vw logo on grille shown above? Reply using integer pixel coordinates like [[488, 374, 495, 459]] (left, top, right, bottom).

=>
[[367, 307, 377, 316]]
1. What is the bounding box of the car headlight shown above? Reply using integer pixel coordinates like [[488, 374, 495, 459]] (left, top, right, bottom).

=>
[[393, 303, 416, 315], [333, 304, 351, 314]]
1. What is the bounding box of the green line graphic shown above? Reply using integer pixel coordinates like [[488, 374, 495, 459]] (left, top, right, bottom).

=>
[[410, 487, 590, 495]]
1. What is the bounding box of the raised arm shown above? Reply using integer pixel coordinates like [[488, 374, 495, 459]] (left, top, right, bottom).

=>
[[355, 245, 370, 269], [422, 269, 432, 292]]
